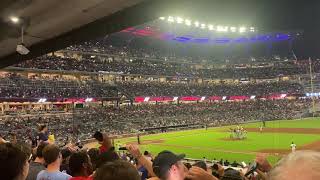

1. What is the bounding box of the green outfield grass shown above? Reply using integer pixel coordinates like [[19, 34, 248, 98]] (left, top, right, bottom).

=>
[[239, 118, 320, 129], [113, 118, 320, 164]]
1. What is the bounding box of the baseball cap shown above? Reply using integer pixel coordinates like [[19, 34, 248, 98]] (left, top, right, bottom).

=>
[[152, 150, 185, 179]]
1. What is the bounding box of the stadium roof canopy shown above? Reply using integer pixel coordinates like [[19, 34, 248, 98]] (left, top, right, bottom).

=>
[[0, 0, 319, 68]]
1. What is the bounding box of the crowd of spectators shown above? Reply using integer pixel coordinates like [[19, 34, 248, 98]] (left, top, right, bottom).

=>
[[64, 40, 299, 65], [2, 127, 320, 180], [0, 67, 314, 180], [15, 56, 195, 77], [13, 41, 320, 79], [65, 41, 203, 63], [0, 73, 118, 99], [0, 72, 304, 99], [118, 81, 304, 97], [2, 39, 319, 180], [14, 54, 317, 79], [0, 99, 310, 148]]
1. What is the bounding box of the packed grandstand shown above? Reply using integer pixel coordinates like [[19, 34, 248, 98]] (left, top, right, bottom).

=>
[[1, 38, 318, 180], [2, 4, 320, 180]]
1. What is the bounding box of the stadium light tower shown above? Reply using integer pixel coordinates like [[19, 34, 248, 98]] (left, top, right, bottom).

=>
[[161, 16, 256, 34], [217, 25, 229, 32], [185, 19, 192, 26], [176, 17, 184, 24], [194, 21, 200, 27], [167, 16, 174, 23], [239, 26, 247, 33], [208, 24, 214, 30], [224, 26, 229, 32], [230, 27, 237, 32]]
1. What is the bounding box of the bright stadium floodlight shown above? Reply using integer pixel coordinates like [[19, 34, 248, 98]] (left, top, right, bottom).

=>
[[185, 19, 192, 26], [239, 26, 247, 33], [230, 27, 237, 32], [224, 26, 229, 32], [216, 25, 223, 32], [159, 17, 166, 20], [176, 17, 184, 24], [208, 24, 214, 30], [250, 27, 255, 32], [194, 21, 200, 27], [217, 25, 228, 32], [167, 16, 174, 23], [200, 23, 206, 29], [10, 16, 19, 24]]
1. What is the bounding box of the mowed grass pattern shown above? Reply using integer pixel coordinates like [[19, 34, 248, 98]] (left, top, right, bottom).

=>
[[115, 118, 320, 164]]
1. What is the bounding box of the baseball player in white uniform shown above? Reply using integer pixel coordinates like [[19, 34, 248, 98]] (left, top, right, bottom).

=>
[[290, 142, 297, 152]]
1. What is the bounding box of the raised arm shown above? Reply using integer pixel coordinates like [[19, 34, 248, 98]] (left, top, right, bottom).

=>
[[126, 144, 156, 177]]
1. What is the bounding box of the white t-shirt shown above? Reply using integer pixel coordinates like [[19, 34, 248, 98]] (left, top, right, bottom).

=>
[[291, 143, 297, 151]]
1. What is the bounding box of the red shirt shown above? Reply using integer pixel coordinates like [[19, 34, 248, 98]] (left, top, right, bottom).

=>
[[99, 145, 107, 153]]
